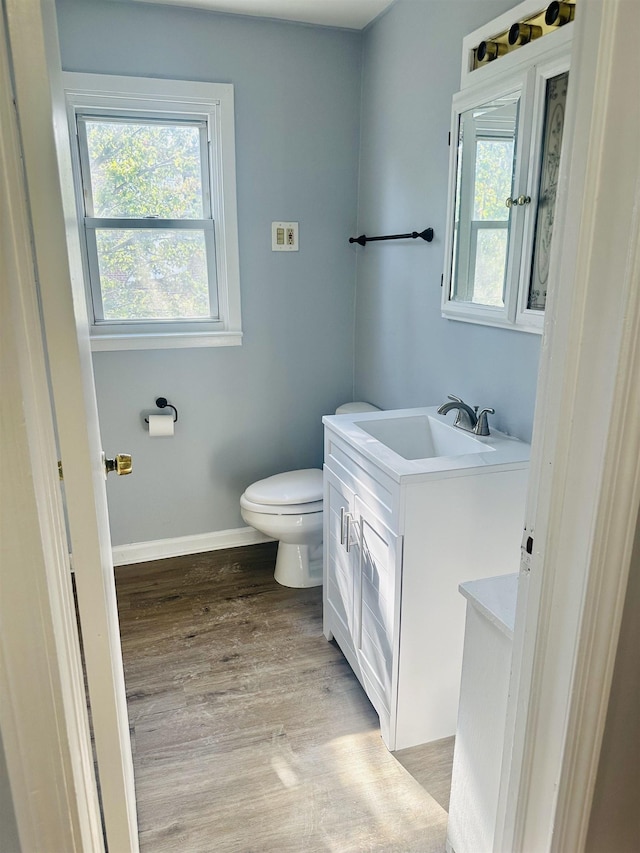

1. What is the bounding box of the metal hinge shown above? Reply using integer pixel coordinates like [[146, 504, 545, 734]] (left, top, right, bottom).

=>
[[58, 460, 63, 481], [448, 131, 451, 146]]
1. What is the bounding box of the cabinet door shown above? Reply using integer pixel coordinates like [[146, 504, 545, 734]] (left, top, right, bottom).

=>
[[442, 70, 532, 330], [354, 495, 402, 724], [323, 467, 357, 644], [516, 57, 570, 329]]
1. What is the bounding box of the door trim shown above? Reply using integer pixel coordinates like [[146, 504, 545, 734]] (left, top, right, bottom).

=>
[[497, 1, 640, 849]]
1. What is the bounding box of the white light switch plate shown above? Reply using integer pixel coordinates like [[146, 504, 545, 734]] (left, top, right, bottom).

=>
[[272, 221, 299, 252]]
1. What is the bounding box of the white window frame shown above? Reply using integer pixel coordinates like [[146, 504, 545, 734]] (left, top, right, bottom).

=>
[[63, 73, 242, 351]]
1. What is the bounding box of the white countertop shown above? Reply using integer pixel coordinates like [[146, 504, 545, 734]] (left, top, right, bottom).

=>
[[459, 573, 519, 639], [324, 407, 530, 483]]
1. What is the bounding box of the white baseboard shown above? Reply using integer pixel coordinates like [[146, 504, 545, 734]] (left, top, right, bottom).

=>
[[112, 526, 273, 567]]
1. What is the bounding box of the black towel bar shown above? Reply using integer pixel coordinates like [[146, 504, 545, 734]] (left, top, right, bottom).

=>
[[349, 227, 434, 246]]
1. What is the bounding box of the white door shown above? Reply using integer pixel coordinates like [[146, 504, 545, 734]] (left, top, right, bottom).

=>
[[4, 1, 138, 850]]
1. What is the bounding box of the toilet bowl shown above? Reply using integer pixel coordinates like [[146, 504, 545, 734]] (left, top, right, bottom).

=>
[[241, 469, 324, 588], [240, 402, 379, 588]]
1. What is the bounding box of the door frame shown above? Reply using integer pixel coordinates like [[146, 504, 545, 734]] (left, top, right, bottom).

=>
[[496, 1, 640, 849], [1, 0, 639, 851], [2, 1, 138, 850], [0, 7, 103, 849]]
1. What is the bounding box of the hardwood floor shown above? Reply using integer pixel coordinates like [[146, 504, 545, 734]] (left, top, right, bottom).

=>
[[115, 543, 453, 852]]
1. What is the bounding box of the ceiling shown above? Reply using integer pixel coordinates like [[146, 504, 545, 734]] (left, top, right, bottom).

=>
[[131, 0, 395, 30]]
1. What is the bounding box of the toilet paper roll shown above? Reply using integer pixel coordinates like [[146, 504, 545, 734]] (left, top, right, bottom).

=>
[[148, 414, 174, 437]]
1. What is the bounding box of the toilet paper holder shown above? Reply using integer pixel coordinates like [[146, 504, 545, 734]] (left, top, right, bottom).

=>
[[144, 397, 178, 424]]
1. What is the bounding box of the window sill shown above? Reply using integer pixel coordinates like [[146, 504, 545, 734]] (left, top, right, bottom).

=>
[[441, 304, 543, 334], [90, 330, 243, 352]]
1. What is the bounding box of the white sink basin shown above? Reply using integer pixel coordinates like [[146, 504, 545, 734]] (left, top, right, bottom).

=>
[[323, 406, 530, 481], [354, 414, 490, 460]]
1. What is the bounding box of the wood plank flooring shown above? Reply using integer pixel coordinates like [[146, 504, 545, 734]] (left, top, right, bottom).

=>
[[115, 543, 453, 852]]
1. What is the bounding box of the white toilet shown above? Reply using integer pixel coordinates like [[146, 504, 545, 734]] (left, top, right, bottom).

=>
[[240, 402, 379, 588]]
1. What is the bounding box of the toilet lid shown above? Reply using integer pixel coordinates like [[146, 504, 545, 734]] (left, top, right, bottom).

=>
[[244, 468, 323, 506]]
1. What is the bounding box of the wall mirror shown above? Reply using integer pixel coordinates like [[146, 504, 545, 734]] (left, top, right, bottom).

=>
[[442, 0, 573, 333]]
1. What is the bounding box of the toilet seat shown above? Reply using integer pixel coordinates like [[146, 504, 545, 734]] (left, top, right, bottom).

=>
[[240, 495, 323, 515], [243, 468, 323, 507]]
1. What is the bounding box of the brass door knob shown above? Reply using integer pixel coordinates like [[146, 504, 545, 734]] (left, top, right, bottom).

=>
[[104, 453, 133, 476]]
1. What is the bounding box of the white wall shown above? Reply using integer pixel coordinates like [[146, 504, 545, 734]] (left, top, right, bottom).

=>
[[55, 0, 362, 546], [356, 0, 540, 441]]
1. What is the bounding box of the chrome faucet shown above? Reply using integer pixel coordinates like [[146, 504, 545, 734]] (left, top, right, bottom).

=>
[[437, 395, 495, 436]]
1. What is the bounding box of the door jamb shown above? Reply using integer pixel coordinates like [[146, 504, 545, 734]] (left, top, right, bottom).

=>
[[496, 1, 640, 849]]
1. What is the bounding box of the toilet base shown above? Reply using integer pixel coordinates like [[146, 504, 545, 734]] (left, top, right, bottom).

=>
[[274, 542, 323, 588]]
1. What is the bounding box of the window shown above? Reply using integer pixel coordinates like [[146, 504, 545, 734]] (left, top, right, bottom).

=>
[[64, 74, 241, 350]]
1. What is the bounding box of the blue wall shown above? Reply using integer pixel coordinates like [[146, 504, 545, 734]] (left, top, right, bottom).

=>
[[56, 0, 362, 545], [355, 0, 540, 440], [56, 0, 539, 548]]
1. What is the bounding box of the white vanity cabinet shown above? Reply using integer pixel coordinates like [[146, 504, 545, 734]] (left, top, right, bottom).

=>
[[322, 410, 529, 751], [447, 574, 518, 853]]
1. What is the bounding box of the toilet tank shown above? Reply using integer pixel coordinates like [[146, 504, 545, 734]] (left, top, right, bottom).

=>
[[335, 402, 380, 415]]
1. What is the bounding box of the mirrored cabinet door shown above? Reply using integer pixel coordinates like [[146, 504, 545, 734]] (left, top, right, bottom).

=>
[[451, 90, 521, 311], [443, 72, 532, 328]]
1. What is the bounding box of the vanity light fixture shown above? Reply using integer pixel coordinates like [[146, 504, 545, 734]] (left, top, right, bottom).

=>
[[476, 40, 508, 62], [471, 2, 576, 70], [508, 21, 543, 45], [545, 1, 575, 26]]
